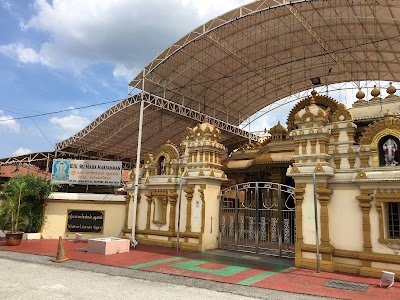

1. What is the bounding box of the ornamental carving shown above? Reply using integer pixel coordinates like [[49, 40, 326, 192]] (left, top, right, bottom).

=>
[[287, 95, 339, 131], [144, 153, 154, 164], [331, 103, 352, 122], [154, 142, 180, 163], [183, 127, 194, 140], [253, 154, 273, 165], [359, 116, 400, 167], [359, 116, 400, 145]]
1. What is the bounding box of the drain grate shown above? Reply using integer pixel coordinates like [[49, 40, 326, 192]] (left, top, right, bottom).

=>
[[75, 248, 87, 252], [324, 279, 369, 292]]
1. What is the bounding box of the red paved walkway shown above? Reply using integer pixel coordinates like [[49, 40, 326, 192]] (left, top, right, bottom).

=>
[[1, 239, 400, 300]]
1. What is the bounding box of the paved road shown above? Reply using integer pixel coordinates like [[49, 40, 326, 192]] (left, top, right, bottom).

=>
[[0, 251, 330, 300]]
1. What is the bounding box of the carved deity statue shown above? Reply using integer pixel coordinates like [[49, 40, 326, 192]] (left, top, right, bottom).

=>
[[383, 138, 398, 166], [160, 157, 166, 175]]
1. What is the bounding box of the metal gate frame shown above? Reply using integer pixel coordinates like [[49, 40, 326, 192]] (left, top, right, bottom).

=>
[[219, 182, 295, 258]]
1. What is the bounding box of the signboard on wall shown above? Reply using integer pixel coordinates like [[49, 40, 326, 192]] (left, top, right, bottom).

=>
[[66, 210, 104, 233], [51, 159, 122, 186]]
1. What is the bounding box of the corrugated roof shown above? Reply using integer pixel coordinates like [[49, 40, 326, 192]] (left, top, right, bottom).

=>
[[55, 0, 400, 165]]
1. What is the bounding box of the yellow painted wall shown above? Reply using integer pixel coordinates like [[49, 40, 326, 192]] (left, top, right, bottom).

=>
[[42, 196, 125, 240]]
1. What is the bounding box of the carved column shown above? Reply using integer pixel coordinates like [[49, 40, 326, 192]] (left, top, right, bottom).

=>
[[357, 189, 374, 262], [205, 150, 210, 163], [316, 182, 334, 261], [294, 143, 299, 156], [168, 192, 178, 233], [185, 186, 194, 232], [310, 140, 317, 162], [348, 157, 356, 169], [187, 151, 192, 163], [319, 139, 327, 154], [294, 183, 306, 267], [162, 196, 168, 224], [359, 155, 370, 168], [301, 141, 307, 155], [334, 157, 341, 169], [123, 194, 131, 231], [332, 130, 340, 143], [347, 128, 355, 142], [145, 192, 152, 230], [199, 186, 206, 233]]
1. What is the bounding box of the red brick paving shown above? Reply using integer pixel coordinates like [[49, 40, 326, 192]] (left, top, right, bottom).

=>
[[1, 238, 400, 299]]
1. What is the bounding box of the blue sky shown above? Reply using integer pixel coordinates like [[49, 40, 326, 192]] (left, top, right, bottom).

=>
[[0, 0, 251, 158]]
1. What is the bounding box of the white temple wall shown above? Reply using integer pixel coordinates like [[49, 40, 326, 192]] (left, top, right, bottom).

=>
[[201, 184, 222, 251], [302, 183, 321, 245], [328, 184, 363, 251]]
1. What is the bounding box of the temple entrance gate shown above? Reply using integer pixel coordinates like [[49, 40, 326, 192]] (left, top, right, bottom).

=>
[[219, 182, 295, 258]]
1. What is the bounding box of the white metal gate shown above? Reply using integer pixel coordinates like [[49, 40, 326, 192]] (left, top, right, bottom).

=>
[[219, 182, 295, 258]]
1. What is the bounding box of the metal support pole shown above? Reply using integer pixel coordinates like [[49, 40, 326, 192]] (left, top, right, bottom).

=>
[[278, 184, 282, 257], [255, 183, 260, 254], [313, 172, 320, 273], [131, 72, 146, 247], [234, 184, 239, 251], [248, 117, 251, 146], [176, 175, 183, 251]]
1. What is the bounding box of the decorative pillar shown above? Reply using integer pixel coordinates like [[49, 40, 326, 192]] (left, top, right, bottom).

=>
[[319, 139, 327, 154], [205, 150, 209, 163], [334, 156, 341, 170], [199, 186, 206, 233], [316, 182, 334, 268], [357, 189, 374, 261], [310, 140, 317, 162], [332, 130, 340, 143], [347, 129, 355, 142], [348, 157, 356, 169], [145, 193, 152, 230], [162, 196, 168, 224], [294, 183, 306, 267], [185, 186, 194, 232], [168, 192, 178, 233], [123, 194, 131, 231], [359, 155, 370, 168]]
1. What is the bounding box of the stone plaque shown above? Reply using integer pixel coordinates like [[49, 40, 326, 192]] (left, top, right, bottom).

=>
[[67, 210, 104, 233]]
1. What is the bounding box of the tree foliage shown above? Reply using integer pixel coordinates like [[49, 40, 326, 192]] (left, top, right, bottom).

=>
[[0, 174, 54, 233]]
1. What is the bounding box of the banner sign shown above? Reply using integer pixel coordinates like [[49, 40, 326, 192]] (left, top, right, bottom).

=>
[[51, 159, 122, 186], [66, 210, 104, 233]]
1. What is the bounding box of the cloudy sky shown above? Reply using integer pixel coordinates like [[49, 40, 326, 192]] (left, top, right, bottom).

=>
[[0, 0, 254, 158]]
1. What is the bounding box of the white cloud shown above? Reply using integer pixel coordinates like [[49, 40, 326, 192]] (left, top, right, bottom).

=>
[[12, 147, 32, 156], [0, 111, 20, 132], [2, 0, 249, 75], [49, 114, 90, 136], [0, 43, 43, 64], [1, 0, 11, 10], [113, 64, 134, 80]]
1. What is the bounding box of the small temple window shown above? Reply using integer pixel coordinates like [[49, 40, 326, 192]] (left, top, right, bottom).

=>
[[388, 202, 400, 239], [157, 156, 166, 175], [152, 196, 167, 226], [379, 136, 400, 166]]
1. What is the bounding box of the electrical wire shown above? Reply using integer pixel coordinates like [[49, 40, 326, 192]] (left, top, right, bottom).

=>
[[0, 98, 123, 122]]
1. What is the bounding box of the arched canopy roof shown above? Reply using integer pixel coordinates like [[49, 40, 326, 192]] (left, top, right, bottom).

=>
[[56, 0, 400, 166]]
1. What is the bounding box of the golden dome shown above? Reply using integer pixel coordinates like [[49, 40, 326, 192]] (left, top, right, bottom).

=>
[[370, 85, 381, 101], [356, 89, 365, 100], [386, 82, 397, 99]]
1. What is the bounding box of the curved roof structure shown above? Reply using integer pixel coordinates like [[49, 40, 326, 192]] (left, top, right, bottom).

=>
[[56, 0, 400, 166]]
